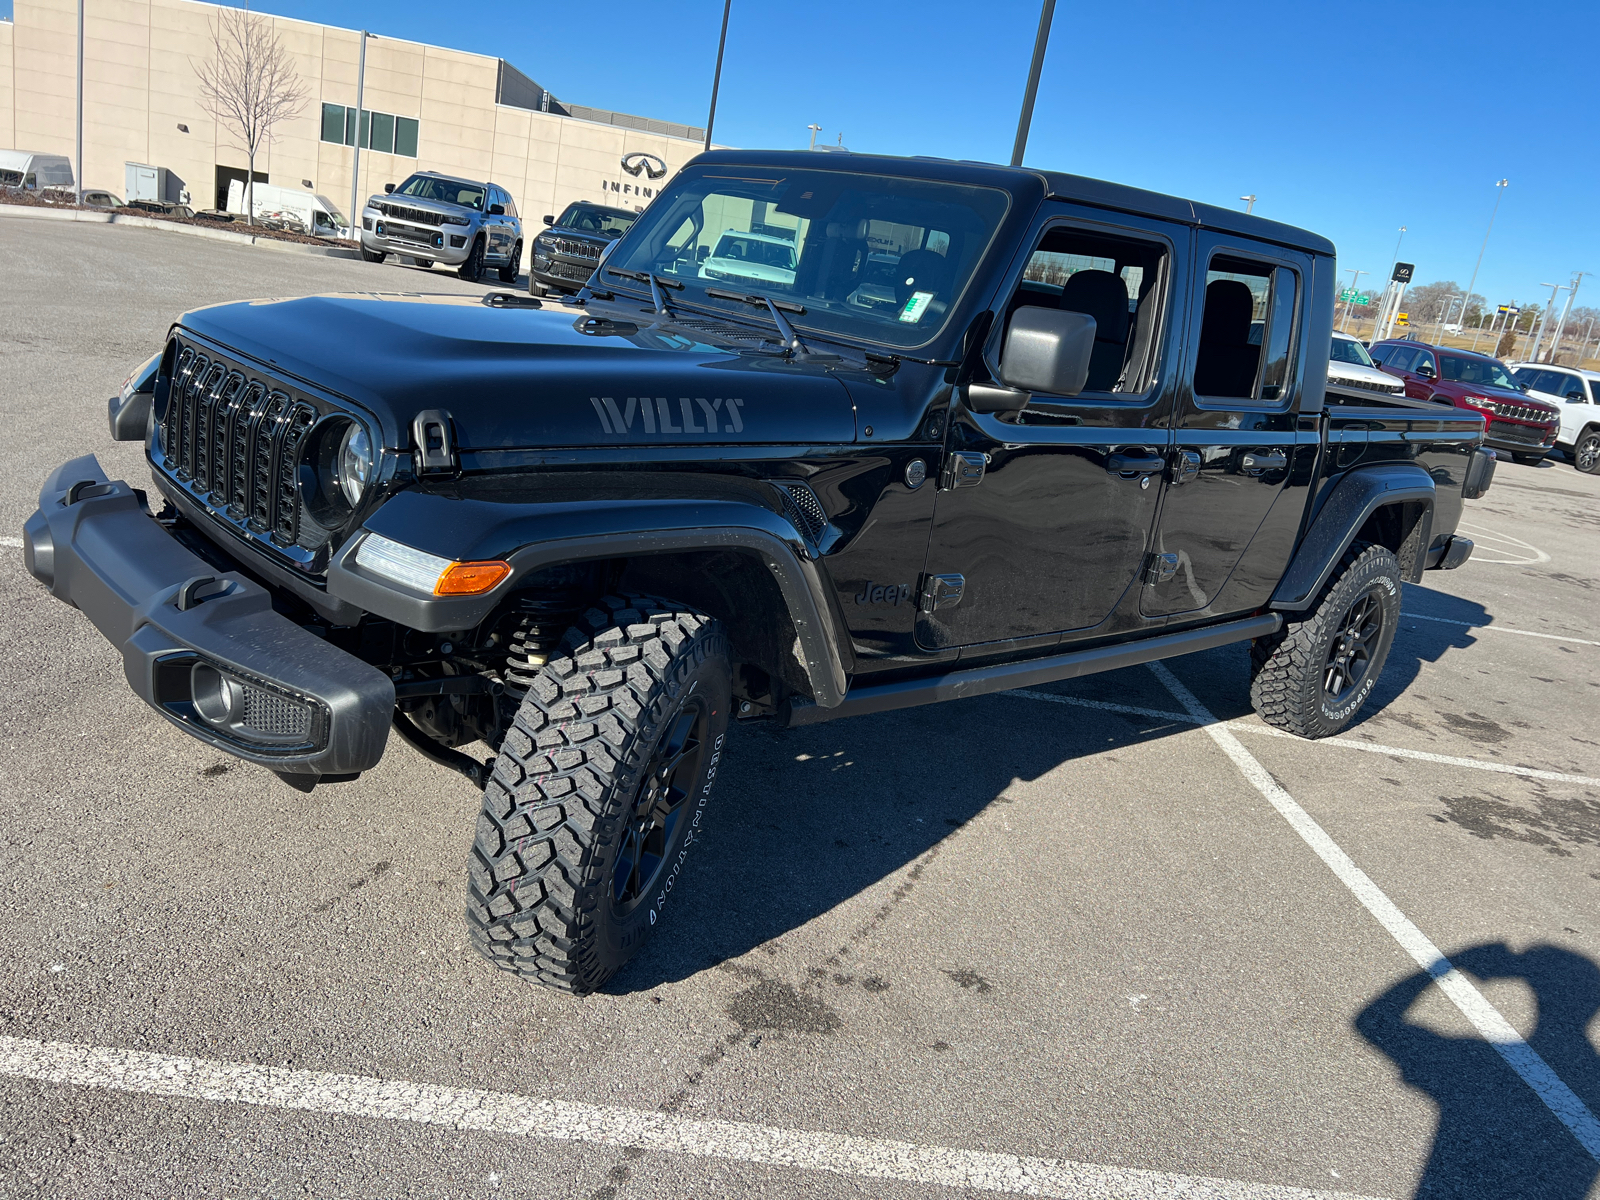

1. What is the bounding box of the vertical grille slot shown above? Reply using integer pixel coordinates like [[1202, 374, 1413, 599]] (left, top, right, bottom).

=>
[[205, 371, 246, 502], [274, 404, 316, 545], [175, 352, 210, 480], [192, 362, 228, 493], [249, 391, 290, 533], [227, 381, 267, 519]]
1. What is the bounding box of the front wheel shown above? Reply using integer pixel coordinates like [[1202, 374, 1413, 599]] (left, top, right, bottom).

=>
[[1250, 541, 1401, 739], [457, 236, 485, 281], [360, 245, 385, 264], [1512, 452, 1546, 466], [498, 240, 521, 284], [467, 596, 733, 994], [1573, 430, 1600, 475]]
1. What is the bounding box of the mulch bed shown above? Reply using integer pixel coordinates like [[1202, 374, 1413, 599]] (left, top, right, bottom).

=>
[[2, 188, 356, 248]]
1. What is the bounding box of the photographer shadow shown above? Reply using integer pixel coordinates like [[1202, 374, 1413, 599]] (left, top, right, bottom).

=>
[[1356, 942, 1600, 1199]]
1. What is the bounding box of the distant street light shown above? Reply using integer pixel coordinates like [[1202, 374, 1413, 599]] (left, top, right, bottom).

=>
[[807, 123, 821, 151], [1462, 179, 1508, 339], [1240, 194, 1256, 214], [1527, 282, 1568, 363], [1339, 268, 1367, 332], [1387, 226, 1407, 281], [1547, 271, 1592, 364], [703, 0, 732, 153], [1010, 0, 1057, 166]]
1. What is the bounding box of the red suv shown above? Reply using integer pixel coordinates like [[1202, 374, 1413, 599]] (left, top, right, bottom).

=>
[[1368, 339, 1559, 464]]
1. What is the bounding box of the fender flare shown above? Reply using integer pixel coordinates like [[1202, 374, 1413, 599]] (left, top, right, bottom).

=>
[[326, 491, 850, 708], [1269, 462, 1435, 611]]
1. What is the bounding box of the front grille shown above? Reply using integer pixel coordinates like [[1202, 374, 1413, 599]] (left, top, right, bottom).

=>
[[1490, 400, 1555, 423], [548, 260, 593, 282], [383, 222, 441, 247], [1332, 374, 1403, 395], [1488, 420, 1554, 446], [544, 235, 604, 260], [157, 337, 357, 569], [379, 202, 445, 227]]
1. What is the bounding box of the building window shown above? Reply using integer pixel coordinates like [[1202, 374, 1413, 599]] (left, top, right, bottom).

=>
[[320, 105, 419, 158]]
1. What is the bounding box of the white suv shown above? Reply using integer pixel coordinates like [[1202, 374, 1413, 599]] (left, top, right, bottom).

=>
[[1329, 331, 1404, 396], [1507, 363, 1600, 474]]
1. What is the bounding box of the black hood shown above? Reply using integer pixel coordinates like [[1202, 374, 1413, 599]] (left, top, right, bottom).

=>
[[178, 292, 858, 451]]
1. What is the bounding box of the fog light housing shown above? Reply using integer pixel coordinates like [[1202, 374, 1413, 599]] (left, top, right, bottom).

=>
[[448, 234, 465, 249], [166, 658, 321, 749], [355, 534, 512, 596], [375, 221, 386, 236], [433, 233, 445, 248]]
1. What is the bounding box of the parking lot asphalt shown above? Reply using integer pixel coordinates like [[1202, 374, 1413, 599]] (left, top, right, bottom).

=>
[[2, 218, 1598, 1200]]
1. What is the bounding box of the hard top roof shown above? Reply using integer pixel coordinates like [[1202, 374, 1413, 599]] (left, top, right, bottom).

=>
[[687, 149, 1336, 257], [1373, 338, 1505, 361]]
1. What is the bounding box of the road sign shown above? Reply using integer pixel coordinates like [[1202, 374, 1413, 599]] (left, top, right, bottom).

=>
[[1498, 305, 1521, 314], [1338, 289, 1373, 305], [1396, 312, 1409, 326], [1392, 262, 1415, 283]]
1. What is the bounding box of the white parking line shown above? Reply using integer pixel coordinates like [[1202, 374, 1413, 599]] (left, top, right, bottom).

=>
[[1006, 691, 1600, 788], [1147, 661, 1600, 1163], [0, 536, 22, 549], [1456, 522, 1552, 566], [1406, 612, 1599, 647], [0, 1034, 1380, 1200]]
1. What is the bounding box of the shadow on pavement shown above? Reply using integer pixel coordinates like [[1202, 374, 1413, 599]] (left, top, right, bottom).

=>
[[1356, 943, 1600, 1199]]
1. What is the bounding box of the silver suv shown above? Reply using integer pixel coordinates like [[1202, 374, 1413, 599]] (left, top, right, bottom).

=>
[[360, 171, 523, 282]]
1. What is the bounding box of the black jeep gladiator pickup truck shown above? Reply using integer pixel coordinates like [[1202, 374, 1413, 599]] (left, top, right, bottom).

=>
[[25, 150, 1494, 994]]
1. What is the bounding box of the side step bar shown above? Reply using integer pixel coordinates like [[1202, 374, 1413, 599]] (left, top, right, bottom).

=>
[[783, 613, 1283, 727]]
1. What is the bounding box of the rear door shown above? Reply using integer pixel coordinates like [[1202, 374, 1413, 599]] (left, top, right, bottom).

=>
[[1142, 233, 1312, 618]]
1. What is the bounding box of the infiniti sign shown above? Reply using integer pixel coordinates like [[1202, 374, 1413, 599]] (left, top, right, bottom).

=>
[[621, 152, 668, 180]]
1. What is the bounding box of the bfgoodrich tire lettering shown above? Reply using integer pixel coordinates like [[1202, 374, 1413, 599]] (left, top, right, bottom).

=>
[[467, 595, 732, 994], [1249, 541, 1401, 739]]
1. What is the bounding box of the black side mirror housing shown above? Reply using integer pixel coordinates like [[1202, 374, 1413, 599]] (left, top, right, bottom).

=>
[[998, 307, 1096, 397], [488, 203, 505, 216], [1416, 364, 1435, 378], [383, 183, 395, 194], [543, 214, 555, 225]]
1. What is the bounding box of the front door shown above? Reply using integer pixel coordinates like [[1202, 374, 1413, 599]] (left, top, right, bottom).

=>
[[1142, 233, 1311, 617], [918, 204, 1187, 649]]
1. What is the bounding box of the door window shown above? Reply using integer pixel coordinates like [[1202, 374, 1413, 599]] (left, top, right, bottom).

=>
[[1383, 346, 1419, 372], [1194, 256, 1298, 403], [1414, 350, 1438, 377], [999, 224, 1169, 396]]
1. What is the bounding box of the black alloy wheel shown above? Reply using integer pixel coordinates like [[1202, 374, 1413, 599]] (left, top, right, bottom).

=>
[[1575, 430, 1600, 475], [498, 239, 521, 284], [457, 236, 484, 281], [1323, 590, 1383, 702], [610, 699, 708, 918]]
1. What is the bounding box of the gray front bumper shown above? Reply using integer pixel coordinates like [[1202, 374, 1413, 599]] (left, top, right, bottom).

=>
[[23, 455, 394, 780], [360, 225, 469, 265]]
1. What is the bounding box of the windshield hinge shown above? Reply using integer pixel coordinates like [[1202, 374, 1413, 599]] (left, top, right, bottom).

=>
[[412, 409, 459, 477]]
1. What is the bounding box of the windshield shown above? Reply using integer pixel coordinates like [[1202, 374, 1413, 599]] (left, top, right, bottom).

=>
[[557, 204, 637, 238], [1440, 355, 1514, 388], [0, 169, 21, 186], [603, 165, 1011, 350], [394, 174, 484, 211], [1330, 336, 1375, 367]]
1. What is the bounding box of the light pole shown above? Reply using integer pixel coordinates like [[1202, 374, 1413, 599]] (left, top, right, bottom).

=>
[[1462, 179, 1507, 335], [1547, 271, 1590, 364], [75, 0, 83, 205], [1240, 194, 1256, 214], [348, 30, 368, 240], [1010, 0, 1056, 166], [1388, 226, 1407, 279], [1433, 292, 1463, 343], [1339, 268, 1367, 332], [1526, 282, 1567, 363], [806, 123, 821, 151], [703, 0, 732, 153]]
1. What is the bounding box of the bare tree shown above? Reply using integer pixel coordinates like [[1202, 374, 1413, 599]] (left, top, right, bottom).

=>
[[194, 8, 310, 224]]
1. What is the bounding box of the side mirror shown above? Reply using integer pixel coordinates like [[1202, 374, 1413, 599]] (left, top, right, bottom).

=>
[[488, 203, 505, 216], [543, 214, 555, 225], [383, 183, 395, 194], [1568, 392, 1586, 403], [998, 307, 1096, 397], [697, 245, 710, 262], [1416, 363, 1435, 378]]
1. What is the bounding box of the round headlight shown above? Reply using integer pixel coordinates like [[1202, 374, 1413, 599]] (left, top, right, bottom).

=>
[[337, 423, 372, 508]]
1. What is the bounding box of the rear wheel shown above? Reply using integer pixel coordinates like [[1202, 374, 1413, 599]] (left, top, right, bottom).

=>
[[498, 239, 521, 284], [467, 596, 732, 994], [1250, 541, 1402, 739], [458, 236, 485, 282], [1574, 429, 1600, 475]]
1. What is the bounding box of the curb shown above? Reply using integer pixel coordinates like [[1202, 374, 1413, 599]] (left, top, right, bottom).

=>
[[0, 203, 363, 259]]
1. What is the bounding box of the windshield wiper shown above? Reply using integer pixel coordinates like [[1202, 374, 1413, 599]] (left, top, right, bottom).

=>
[[703, 288, 809, 354], [605, 267, 683, 315]]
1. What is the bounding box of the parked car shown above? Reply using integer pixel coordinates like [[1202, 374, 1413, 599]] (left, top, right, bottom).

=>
[[528, 201, 637, 296], [1370, 338, 1559, 464], [225, 180, 349, 240], [698, 229, 798, 287], [0, 149, 74, 191], [1328, 331, 1404, 397], [31, 151, 1497, 994], [1507, 362, 1600, 474], [360, 171, 522, 282], [81, 189, 124, 209]]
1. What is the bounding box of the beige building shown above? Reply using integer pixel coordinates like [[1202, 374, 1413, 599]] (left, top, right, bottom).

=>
[[0, 0, 708, 262]]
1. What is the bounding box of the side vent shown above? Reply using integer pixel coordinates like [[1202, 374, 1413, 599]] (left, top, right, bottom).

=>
[[770, 480, 827, 542]]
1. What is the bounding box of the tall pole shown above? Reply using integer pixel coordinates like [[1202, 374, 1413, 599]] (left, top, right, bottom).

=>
[[806, 123, 821, 151], [1548, 271, 1588, 364], [348, 31, 367, 240], [1463, 179, 1507, 329], [1339, 268, 1366, 332], [703, 0, 731, 153], [1527, 282, 1565, 363], [1240, 194, 1256, 214], [1388, 226, 1407, 278], [75, 0, 83, 204], [1010, 0, 1056, 167]]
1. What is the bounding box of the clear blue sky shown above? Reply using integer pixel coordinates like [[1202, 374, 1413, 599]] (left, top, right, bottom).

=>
[[12, 0, 1596, 310]]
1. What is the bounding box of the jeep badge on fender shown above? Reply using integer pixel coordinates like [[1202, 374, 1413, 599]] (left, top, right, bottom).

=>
[[29, 148, 1490, 997]]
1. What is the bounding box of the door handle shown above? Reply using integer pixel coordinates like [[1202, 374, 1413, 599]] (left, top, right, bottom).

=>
[[1240, 449, 1288, 474], [1106, 450, 1165, 475]]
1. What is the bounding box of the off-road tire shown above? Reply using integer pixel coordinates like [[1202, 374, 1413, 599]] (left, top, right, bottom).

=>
[[498, 240, 521, 284], [1574, 429, 1600, 475], [1249, 541, 1401, 739], [458, 236, 485, 282], [467, 595, 732, 994], [360, 245, 385, 264]]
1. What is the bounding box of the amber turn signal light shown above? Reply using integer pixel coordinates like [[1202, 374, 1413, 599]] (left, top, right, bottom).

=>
[[433, 560, 512, 596]]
